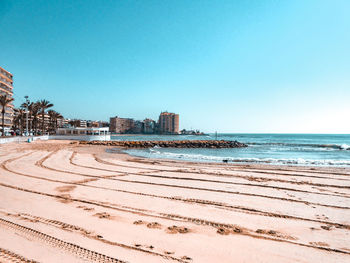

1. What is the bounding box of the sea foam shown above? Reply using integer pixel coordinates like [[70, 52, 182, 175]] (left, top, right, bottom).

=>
[[142, 149, 350, 166]]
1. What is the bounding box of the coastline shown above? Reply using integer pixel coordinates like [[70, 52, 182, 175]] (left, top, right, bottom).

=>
[[0, 140, 349, 262], [108, 133, 350, 167], [117, 147, 350, 171]]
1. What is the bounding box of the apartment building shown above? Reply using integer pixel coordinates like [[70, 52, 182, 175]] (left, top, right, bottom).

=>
[[109, 116, 135, 134], [0, 66, 14, 129], [158, 112, 179, 134]]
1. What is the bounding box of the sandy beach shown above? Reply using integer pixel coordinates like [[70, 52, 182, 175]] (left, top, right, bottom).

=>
[[0, 140, 349, 262]]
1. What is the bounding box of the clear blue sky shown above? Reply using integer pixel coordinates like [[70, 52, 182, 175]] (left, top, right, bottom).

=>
[[1, 0, 349, 133]]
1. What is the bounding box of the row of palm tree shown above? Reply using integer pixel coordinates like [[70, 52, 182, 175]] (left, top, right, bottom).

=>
[[11, 98, 63, 136]]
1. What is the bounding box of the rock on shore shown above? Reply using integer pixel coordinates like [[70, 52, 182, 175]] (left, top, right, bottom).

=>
[[79, 140, 248, 148]]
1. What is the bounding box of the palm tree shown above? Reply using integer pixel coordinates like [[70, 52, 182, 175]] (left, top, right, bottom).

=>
[[12, 108, 24, 135], [30, 102, 40, 135], [47, 110, 63, 133], [56, 113, 63, 130], [0, 95, 14, 136], [38, 100, 53, 134], [48, 110, 55, 132], [13, 108, 27, 135], [69, 119, 80, 128]]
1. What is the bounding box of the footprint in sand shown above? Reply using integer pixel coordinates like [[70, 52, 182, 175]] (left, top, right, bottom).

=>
[[76, 205, 94, 211], [217, 227, 231, 235], [166, 225, 190, 234], [57, 194, 73, 203], [147, 222, 162, 229], [133, 220, 144, 225], [320, 225, 332, 231], [256, 229, 278, 236], [93, 212, 111, 219], [256, 229, 296, 240], [55, 185, 76, 193]]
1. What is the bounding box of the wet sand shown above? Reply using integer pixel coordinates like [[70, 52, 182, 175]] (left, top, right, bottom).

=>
[[0, 140, 349, 262]]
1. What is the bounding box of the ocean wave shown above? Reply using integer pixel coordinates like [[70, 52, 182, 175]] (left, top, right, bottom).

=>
[[145, 150, 350, 166], [247, 142, 350, 150], [340, 144, 350, 150], [152, 145, 162, 149]]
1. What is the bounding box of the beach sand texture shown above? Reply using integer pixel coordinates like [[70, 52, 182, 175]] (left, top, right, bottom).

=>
[[0, 140, 349, 262]]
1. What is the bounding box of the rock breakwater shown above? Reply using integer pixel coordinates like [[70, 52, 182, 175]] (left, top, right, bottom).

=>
[[79, 140, 248, 148]]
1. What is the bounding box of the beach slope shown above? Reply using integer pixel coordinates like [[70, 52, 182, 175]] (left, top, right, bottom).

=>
[[0, 140, 349, 262]]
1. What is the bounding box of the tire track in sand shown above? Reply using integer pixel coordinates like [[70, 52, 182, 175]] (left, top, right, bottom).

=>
[[70, 152, 350, 199], [0, 247, 38, 263], [0, 211, 189, 263], [2, 152, 350, 230], [0, 217, 126, 263], [44, 151, 349, 209], [0, 182, 350, 255], [93, 155, 350, 188]]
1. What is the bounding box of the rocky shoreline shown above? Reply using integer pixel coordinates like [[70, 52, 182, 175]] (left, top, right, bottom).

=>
[[79, 140, 248, 148]]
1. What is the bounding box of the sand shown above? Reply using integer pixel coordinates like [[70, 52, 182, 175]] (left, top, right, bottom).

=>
[[0, 140, 349, 262]]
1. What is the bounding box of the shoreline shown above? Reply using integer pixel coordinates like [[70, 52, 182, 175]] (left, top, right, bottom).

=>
[[1, 138, 348, 170], [112, 147, 350, 169]]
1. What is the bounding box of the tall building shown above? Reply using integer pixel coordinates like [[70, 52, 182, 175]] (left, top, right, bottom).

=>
[[0, 66, 14, 129], [158, 112, 179, 134], [109, 116, 135, 134]]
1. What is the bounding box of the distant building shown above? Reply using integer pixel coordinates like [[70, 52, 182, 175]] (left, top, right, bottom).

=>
[[57, 118, 69, 128], [57, 127, 109, 136], [143, 118, 156, 134], [132, 120, 143, 134], [56, 127, 110, 140], [78, 120, 87, 128], [0, 66, 14, 130], [86, 120, 109, 128], [109, 113, 179, 134], [98, 121, 109, 128], [109, 116, 134, 134], [87, 120, 99, 128], [68, 119, 87, 128], [37, 113, 51, 130], [158, 112, 179, 134]]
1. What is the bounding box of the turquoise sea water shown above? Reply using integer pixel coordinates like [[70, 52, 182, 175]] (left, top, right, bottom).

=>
[[110, 134, 350, 166]]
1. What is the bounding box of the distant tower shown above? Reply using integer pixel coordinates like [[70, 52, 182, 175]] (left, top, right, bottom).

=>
[[158, 112, 179, 134]]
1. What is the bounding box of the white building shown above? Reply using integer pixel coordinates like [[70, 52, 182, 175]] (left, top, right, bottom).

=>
[[55, 127, 110, 141]]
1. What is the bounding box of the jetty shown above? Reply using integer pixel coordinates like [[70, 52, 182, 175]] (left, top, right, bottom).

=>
[[79, 140, 248, 148]]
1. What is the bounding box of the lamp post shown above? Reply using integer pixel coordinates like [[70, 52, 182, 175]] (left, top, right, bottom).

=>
[[24, 96, 29, 136]]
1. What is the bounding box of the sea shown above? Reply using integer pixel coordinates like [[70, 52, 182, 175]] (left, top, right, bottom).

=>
[[110, 134, 350, 167]]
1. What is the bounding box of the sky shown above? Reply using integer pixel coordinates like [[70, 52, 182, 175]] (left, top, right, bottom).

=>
[[0, 0, 349, 133]]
